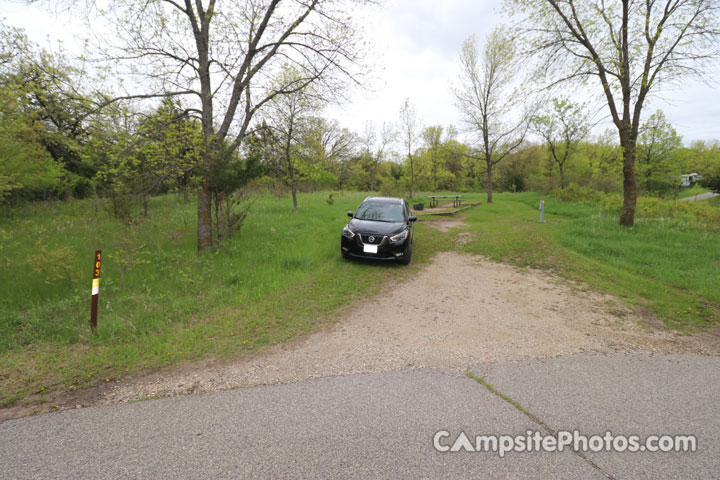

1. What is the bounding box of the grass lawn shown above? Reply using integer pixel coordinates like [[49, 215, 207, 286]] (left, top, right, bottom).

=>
[[458, 192, 720, 332], [0, 191, 451, 407], [2, 189, 718, 408], [677, 186, 711, 198]]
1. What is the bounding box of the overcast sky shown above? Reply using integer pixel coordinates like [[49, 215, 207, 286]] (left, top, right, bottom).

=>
[[2, 0, 718, 144]]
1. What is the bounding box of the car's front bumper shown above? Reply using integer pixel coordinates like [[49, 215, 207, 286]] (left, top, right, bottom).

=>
[[341, 234, 408, 261]]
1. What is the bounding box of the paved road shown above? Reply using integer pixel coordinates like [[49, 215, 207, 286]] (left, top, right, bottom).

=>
[[2, 354, 719, 479], [678, 192, 719, 202]]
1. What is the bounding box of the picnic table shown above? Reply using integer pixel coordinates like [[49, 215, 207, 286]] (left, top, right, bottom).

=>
[[429, 195, 463, 208]]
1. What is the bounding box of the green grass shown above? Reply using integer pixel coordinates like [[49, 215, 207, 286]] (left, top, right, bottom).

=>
[[677, 186, 711, 199], [3, 189, 718, 408], [458, 192, 720, 331], [0, 191, 451, 406]]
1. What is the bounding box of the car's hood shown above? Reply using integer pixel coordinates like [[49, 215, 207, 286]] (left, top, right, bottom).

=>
[[348, 218, 406, 236]]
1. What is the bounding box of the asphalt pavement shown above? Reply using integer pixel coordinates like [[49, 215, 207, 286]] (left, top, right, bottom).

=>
[[678, 192, 720, 202], [2, 353, 718, 479]]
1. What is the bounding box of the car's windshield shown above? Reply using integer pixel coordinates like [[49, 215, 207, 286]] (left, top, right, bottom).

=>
[[354, 202, 405, 223]]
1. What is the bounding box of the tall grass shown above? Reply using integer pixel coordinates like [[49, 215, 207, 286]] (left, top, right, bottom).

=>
[[1, 191, 449, 405]]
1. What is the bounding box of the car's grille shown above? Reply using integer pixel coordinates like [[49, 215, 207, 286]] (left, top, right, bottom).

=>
[[360, 234, 385, 245]]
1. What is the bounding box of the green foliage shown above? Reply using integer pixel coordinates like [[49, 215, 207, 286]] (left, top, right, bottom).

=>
[[698, 147, 720, 194], [26, 242, 76, 283], [704, 175, 720, 194], [94, 100, 203, 199], [550, 183, 720, 231], [532, 98, 591, 189], [0, 86, 64, 202], [637, 110, 683, 195], [215, 191, 255, 246], [0, 27, 106, 199]]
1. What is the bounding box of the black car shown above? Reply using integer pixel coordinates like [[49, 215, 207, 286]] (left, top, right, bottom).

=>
[[341, 196, 417, 264]]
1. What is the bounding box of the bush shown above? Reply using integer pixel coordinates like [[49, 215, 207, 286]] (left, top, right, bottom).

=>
[[551, 183, 605, 204], [214, 190, 255, 247], [702, 174, 720, 194], [379, 179, 404, 198], [645, 177, 679, 198], [499, 169, 527, 192], [550, 184, 720, 230]]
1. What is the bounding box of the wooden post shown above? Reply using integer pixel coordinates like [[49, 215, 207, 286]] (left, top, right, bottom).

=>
[[91, 250, 102, 332]]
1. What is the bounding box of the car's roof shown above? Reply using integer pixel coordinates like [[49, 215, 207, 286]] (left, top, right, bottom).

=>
[[362, 196, 405, 204]]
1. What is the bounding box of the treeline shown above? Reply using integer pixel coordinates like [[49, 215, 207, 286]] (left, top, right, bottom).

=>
[[2, 21, 719, 216]]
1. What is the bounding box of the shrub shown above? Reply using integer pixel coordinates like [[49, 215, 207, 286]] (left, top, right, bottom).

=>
[[26, 242, 76, 283], [214, 190, 255, 247], [550, 184, 720, 230]]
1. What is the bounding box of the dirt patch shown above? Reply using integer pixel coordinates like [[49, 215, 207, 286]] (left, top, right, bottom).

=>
[[422, 217, 468, 232], [4, 251, 718, 421], [455, 232, 473, 245]]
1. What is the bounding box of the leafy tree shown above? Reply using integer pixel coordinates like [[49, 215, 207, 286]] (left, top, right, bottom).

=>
[[532, 98, 591, 189], [507, 0, 720, 225], [636, 110, 682, 193], [299, 117, 356, 186], [389, 162, 404, 189], [398, 99, 420, 198], [454, 28, 531, 203], [1, 21, 102, 198], [0, 86, 63, 202], [90, 100, 205, 219], [265, 68, 324, 209], [692, 141, 720, 194], [422, 125, 443, 191], [65, 0, 369, 250], [137, 99, 204, 202], [359, 121, 396, 192]]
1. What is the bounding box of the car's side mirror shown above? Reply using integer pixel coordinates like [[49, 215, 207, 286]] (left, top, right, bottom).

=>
[[347, 211, 353, 218], [408, 216, 417, 222]]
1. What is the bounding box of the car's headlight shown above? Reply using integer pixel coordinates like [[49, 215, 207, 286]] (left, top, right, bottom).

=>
[[390, 230, 409, 243], [342, 225, 355, 238]]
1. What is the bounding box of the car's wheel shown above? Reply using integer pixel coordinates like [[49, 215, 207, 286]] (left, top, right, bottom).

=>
[[400, 241, 412, 265]]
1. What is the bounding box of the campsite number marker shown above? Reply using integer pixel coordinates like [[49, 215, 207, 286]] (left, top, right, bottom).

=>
[[90, 250, 102, 332]]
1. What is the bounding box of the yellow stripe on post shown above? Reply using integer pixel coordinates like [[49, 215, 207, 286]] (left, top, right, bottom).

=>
[[90, 249, 102, 332]]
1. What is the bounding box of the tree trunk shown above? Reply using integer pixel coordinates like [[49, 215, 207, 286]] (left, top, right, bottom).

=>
[[288, 162, 298, 210], [486, 159, 493, 203], [409, 155, 414, 199], [559, 164, 566, 190], [197, 182, 213, 251], [619, 139, 638, 227], [214, 189, 222, 248], [291, 181, 298, 209]]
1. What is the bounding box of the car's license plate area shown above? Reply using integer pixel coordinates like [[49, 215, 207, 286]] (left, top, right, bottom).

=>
[[363, 244, 378, 254]]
